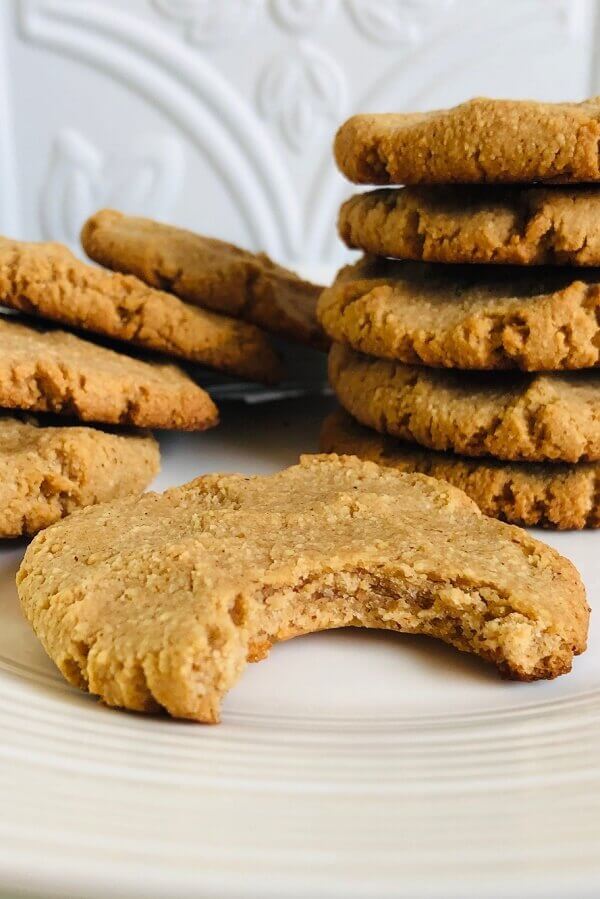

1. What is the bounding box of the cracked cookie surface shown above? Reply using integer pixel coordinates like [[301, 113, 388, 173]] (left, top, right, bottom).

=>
[[318, 256, 600, 371], [0, 414, 159, 537], [17, 455, 587, 723], [335, 97, 600, 184], [321, 409, 600, 530], [339, 186, 600, 267], [0, 317, 218, 430], [0, 236, 282, 384], [329, 342, 600, 463], [82, 209, 327, 350]]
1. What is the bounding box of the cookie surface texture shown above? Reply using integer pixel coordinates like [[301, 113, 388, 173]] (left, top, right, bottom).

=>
[[17, 455, 588, 722], [81, 209, 327, 350], [0, 414, 160, 537], [0, 317, 218, 430], [318, 256, 600, 371], [329, 342, 600, 463], [334, 97, 600, 184], [320, 409, 600, 530], [339, 186, 600, 267], [0, 236, 282, 384]]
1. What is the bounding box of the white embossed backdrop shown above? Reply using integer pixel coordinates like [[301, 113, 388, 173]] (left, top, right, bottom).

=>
[[1, 0, 598, 268]]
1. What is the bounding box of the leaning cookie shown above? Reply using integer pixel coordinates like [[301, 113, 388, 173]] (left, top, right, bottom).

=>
[[81, 209, 327, 350], [0, 236, 282, 384], [318, 256, 600, 371], [18, 455, 588, 723], [321, 409, 600, 530], [0, 317, 217, 431], [329, 342, 600, 463], [0, 414, 160, 538], [339, 186, 600, 267], [335, 96, 600, 184]]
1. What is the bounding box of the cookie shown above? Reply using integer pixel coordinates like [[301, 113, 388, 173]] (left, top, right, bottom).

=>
[[17, 455, 587, 723], [318, 256, 600, 371], [339, 185, 600, 267], [0, 317, 218, 431], [81, 209, 327, 350], [0, 414, 159, 538], [0, 236, 282, 384], [334, 97, 600, 185], [329, 342, 600, 463], [321, 409, 600, 530]]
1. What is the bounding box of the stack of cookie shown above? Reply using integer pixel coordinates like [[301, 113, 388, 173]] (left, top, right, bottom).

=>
[[0, 213, 323, 537], [319, 97, 600, 529]]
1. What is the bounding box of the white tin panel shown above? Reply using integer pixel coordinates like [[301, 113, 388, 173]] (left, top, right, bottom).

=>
[[1, 0, 597, 266]]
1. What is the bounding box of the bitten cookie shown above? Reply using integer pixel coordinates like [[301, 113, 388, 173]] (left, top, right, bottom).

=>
[[321, 409, 600, 530], [0, 317, 218, 430], [329, 342, 600, 463], [334, 97, 600, 185], [0, 236, 282, 384], [81, 209, 327, 350], [339, 186, 600, 267], [318, 256, 600, 371], [0, 414, 160, 538], [18, 455, 587, 723]]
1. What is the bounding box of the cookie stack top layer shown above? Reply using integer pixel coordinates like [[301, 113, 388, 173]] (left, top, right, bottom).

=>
[[334, 97, 600, 184], [326, 97, 600, 483]]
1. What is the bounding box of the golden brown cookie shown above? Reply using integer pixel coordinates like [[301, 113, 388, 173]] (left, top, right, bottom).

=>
[[318, 256, 600, 371], [329, 342, 600, 463], [335, 97, 600, 185], [321, 409, 600, 530], [0, 236, 282, 384], [0, 317, 218, 431], [339, 186, 600, 266], [0, 414, 160, 538], [18, 455, 587, 723], [81, 209, 327, 349]]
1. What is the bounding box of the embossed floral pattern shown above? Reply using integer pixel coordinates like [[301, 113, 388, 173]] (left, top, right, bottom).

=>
[[258, 42, 346, 152], [40, 129, 184, 249], [153, 0, 259, 45], [348, 0, 453, 45], [270, 0, 336, 33], [14, 0, 597, 265]]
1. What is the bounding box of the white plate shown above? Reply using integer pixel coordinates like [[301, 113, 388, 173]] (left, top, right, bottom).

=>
[[1, 395, 599, 899]]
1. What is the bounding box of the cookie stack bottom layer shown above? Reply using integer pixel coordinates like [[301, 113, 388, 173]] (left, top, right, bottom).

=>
[[321, 409, 600, 529], [326, 343, 600, 528]]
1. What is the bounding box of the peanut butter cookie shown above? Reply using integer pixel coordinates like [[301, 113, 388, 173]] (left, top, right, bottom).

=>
[[321, 409, 600, 530], [0, 236, 282, 384], [18, 455, 587, 723], [0, 414, 159, 537], [0, 317, 217, 430], [329, 342, 600, 463], [339, 186, 600, 266], [335, 97, 600, 184], [81, 209, 327, 349], [318, 256, 600, 371]]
